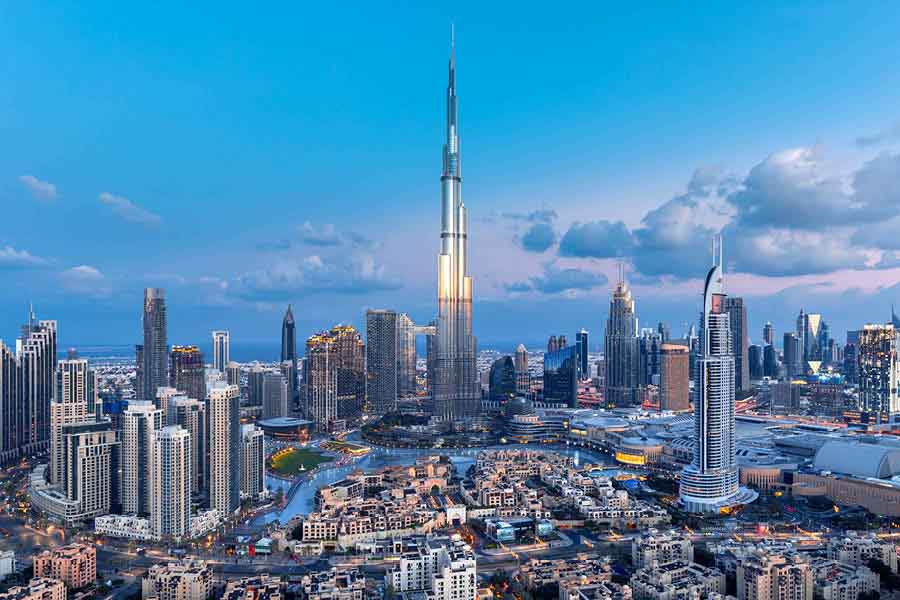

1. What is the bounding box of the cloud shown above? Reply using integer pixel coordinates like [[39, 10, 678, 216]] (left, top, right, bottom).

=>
[[857, 122, 900, 148], [98, 192, 162, 226], [726, 227, 870, 277], [0, 246, 49, 269], [507, 263, 608, 295], [231, 253, 400, 301], [59, 265, 110, 297], [559, 220, 634, 259], [19, 175, 58, 200], [290, 222, 377, 250], [519, 222, 558, 253], [502, 209, 557, 224]]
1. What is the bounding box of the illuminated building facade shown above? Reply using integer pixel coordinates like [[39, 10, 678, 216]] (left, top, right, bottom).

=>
[[604, 267, 642, 407], [432, 34, 480, 422], [856, 323, 900, 424], [169, 345, 206, 402]]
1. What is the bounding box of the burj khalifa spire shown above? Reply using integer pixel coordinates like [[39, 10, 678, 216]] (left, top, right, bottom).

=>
[[433, 28, 480, 421]]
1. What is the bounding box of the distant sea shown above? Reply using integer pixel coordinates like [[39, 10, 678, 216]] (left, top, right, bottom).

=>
[[58, 342, 283, 364]]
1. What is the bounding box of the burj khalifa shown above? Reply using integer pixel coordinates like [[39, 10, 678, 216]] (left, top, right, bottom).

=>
[[433, 32, 480, 421]]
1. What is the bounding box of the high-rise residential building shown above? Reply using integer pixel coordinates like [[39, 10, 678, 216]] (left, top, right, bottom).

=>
[[366, 309, 399, 416], [543, 345, 578, 408], [281, 305, 298, 405], [763, 322, 774, 346], [432, 38, 480, 423], [398, 315, 418, 399], [10, 311, 58, 463], [152, 425, 191, 541], [386, 534, 477, 600], [142, 561, 214, 600], [155, 386, 180, 425], [305, 334, 339, 432], [240, 424, 265, 500], [225, 361, 241, 387], [247, 364, 265, 406], [748, 344, 763, 380], [168, 397, 206, 496], [262, 371, 289, 419], [208, 382, 240, 514], [604, 268, 642, 407], [576, 329, 589, 380], [659, 344, 690, 412], [736, 553, 813, 600], [763, 345, 778, 379], [305, 326, 366, 427], [0, 342, 18, 466], [679, 238, 757, 513], [50, 359, 96, 484], [639, 328, 662, 386], [61, 420, 119, 520], [140, 288, 168, 401], [212, 330, 229, 373], [488, 357, 517, 405], [169, 346, 206, 403], [33, 544, 96, 591], [783, 333, 801, 379], [121, 401, 163, 516], [857, 323, 900, 424], [514, 344, 529, 394], [658, 321, 671, 342], [722, 296, 749, 392]]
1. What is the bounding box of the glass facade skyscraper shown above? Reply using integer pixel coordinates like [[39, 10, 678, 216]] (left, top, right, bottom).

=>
[[432, 34, 479, 422], [212, 330, 229, 372], [488, 356, 517, 405], [169, 345, 206, 402], [281, 305, 298, 406], [543, 345, 578, 408], [576, 329, 589, 380]]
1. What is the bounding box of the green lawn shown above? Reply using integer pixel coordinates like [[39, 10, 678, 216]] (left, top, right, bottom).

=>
[[269, 447, 331, 476]]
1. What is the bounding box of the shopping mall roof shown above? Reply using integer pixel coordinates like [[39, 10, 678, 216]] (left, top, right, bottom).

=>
[[813, 440, 900, 479]]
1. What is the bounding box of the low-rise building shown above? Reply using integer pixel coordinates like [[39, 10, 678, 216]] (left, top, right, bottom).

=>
[[298, 568, 366, 600], [0, 578, 66, 600], [520, 553, 613, 590], [810, 558, 879, 600], [0, 550, 15, 580], [736, 553, 812, 600], [630, 561, 726, 600], [142, 561, 214, 600], [386, 535, 477, 600], [560, 581, 632, 600], [32, 543, 96, 591], [827, 532, 898, 573], [222, 575, 283, 600], [631, 530, 693, 569]]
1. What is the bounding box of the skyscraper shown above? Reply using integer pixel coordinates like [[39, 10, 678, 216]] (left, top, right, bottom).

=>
[[168, 396, 206, 496], [783, 333, 801, 379], [763, 345, 778, 379], [543, 345, 578, 408], [576, 329, 589, 380], [488, 357, 517, 405], [514, 344, 529, 394], [330, 325, 366, 423], [169, 345, 206, 402], [659, 344, 690, 412], [212, 330, 230, 372], [722, 296, 749, 392], [604, 268, 642, 407], [121, 401, 163, 516], [140, 288, 168, 401], [547, 336, 558, 353], [365, 309, 399, 416], [305, 333, 339, 432], [748, 344, 763, 380], [61, 420, 119, 520], [763, 322, 775, 346], [261, 371, 289, 419], [225, 361, 241, 387], [240, 424, 265, 500], [152, 425, 191, 541], [0, 342, 18, 465], [18, 312, 57, 459], [208, 382, 240, 514], [679, 238, 757, 513], [857, 324, 900, 424], [398, 314, 419, 399], [50, 359, 96, 484], [281, 305, 298, 406], [432, 35, 480, 422]]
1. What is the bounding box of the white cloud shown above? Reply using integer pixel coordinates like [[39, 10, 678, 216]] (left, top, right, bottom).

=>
[[0, 246, 49, 269], [60, 265, 110, 297], [18, 175, 58, 200], [99, 192, 162, 226]]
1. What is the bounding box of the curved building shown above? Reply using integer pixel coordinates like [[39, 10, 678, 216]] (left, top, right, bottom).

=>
[[679, 238, 757, 513], [433, 33, 480, 421], [489, 357, 517, 405]]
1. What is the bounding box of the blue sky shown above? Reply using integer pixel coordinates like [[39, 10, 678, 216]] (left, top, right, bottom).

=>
[[3, 2, 900, 352]]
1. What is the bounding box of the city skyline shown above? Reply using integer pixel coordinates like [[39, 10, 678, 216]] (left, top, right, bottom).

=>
[[4, 5, 900, 347]]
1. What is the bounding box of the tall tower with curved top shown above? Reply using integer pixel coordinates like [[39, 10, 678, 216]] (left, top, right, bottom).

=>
[[433, 30, 479, 421], [679, 237, 757, 513]]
